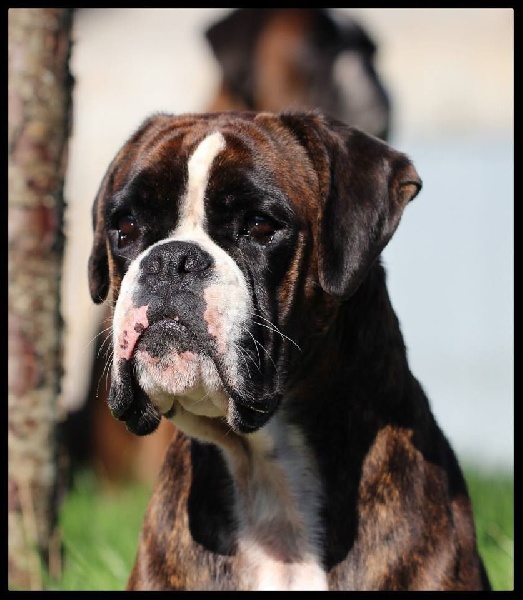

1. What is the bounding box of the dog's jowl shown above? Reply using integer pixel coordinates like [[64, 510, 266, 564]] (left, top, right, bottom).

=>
[[88, 110, 490, 591]]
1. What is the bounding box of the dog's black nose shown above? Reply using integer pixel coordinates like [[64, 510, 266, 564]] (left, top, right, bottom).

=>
[[136, 241, 211, 331], [140, 241, 213, 283]]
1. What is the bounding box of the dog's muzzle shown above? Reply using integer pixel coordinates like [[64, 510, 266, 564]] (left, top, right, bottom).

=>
[[108, 239, 279, 435]]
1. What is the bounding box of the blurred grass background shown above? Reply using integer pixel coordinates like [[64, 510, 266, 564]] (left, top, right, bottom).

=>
[[43, 465, 513, 591]]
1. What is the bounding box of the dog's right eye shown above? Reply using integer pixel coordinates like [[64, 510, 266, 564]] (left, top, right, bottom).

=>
[[239, 215, 278, 245], [117, 214, 139, 248]]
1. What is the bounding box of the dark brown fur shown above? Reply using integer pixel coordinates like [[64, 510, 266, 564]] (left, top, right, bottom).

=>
[[126, 262, 489, 591]]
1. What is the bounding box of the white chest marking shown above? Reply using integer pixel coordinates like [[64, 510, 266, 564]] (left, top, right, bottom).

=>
[[222, 415, 328, 591]]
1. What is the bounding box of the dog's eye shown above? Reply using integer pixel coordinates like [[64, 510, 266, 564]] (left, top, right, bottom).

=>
[[241, 215, 277, 245], [117, 214, 139, 248]]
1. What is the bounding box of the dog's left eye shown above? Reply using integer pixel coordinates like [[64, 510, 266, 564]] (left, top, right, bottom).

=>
[[241, 215, 277, 245], [117, 215, 139, 248]]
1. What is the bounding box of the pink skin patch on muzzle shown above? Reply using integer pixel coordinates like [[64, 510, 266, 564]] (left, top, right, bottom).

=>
[[204, 285, 229, 355], [116, 303, 149, 361]]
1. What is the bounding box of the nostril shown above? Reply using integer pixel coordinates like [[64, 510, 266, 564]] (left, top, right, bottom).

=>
[[142, 254, 162, 275], [181, 250, 212, 273], [140, 242, 214, 280]]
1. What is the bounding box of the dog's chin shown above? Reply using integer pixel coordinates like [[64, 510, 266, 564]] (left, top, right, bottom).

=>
[[110, 321, 282, 437], [112, 382, 277, 438], [228, 393, 282, 434]]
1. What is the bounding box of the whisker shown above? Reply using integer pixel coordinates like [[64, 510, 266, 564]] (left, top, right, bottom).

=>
[[248, 334, 277, 370], [193, 390, 211, 405], [243, 330, 262, 369], [101, 351, 113, 379], [252, 311, 301, 350], [252, 318, 301, 351], [96, 357, 113, 398], [83, 324, 113, 356], [234, 343, 256, 377], [96, 332, 113, 360]]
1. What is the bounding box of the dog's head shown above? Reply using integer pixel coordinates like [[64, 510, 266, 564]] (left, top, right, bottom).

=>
[[206, 9, 391, 140], [88, 111, 420, 437]]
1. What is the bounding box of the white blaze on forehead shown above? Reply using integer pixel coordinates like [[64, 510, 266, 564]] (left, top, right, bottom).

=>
[[176, 131, 226, 236]]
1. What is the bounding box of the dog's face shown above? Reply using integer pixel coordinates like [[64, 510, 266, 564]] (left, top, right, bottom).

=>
[[88, 111, 420, 438]]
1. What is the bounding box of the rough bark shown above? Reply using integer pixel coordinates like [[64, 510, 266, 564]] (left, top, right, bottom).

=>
[[8, 8, 74, 590]]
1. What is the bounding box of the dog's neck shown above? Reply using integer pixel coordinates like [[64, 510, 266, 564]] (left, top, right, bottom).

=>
[[290, 260, 409, 400], [172, 261, 413, 588], [168, 398, 328, 590]]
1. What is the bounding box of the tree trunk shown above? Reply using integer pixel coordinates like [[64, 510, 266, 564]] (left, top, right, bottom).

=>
[[8, 8, 74, 590]]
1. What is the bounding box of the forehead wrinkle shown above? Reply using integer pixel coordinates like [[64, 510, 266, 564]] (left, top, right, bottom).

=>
[[177, 131, 226, 234]]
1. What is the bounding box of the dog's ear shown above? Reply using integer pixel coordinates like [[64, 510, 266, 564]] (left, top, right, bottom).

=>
[[281, 112, 421, 299], [205, 9, 268, 107], [88, 176, 110, 304], [318, 118, 421, 299]]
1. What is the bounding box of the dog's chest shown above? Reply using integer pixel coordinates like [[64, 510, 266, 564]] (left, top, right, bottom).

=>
[[222, 415, 327, 591]]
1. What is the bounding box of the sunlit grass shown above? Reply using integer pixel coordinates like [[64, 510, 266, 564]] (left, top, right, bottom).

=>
[[465, 467, 514, 591], [44, 471, 152, 591]]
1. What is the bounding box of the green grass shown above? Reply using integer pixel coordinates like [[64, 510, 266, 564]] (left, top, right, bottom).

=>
[[43, 465, 513, 591], [43, 471, 152, 591], [465, 467, 514, 591]]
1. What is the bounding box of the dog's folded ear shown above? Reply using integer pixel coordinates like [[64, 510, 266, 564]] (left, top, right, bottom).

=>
[[88, 176, 110, 304], [318, 122, 422, 299], [282, 112, 422, 299]]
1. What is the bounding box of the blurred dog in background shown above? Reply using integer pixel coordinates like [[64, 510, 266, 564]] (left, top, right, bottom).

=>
[[206, 8, 391, 140], [64, 8, 392, 486]]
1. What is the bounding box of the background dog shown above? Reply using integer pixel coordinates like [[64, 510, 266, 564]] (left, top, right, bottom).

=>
[[88, 110, 490, 590], [206, 8, 391, 140], [69, 8, 393, 485]]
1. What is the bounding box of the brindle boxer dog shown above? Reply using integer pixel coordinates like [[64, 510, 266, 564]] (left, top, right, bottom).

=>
[[88, 110, 490, 591]]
